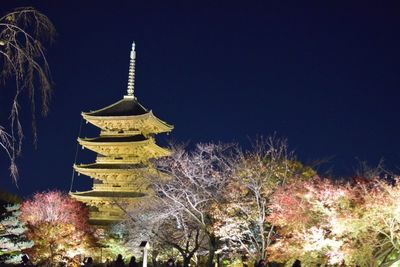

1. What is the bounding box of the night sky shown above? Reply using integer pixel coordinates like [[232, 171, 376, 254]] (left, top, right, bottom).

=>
[[1, 1, 400, 197]]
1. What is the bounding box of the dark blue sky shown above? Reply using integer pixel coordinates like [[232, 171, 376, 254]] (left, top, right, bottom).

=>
[[1, 1, 400, 197]]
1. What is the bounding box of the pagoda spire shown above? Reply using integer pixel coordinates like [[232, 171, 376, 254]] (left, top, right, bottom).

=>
[[125, 41, 136, 99]]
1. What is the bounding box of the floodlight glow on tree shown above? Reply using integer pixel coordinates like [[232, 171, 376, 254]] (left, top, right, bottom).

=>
[[20, 191, 95, 265], [267, 177, 400, 266]]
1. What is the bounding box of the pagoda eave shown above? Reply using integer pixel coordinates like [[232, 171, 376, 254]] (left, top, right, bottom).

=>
[[73, 163, 156, 186], [78, 137, 149, 148], [74, 163, 147, 172], [88, 218, 122, 226], [78, 139, 171, 158], [82, 111, 173, 134], [70, 190, 147, 204]]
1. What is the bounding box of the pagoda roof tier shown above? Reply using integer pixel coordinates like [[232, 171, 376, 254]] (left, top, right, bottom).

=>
[[75, 163, 146, 170], [70, 190, 148, 204], [81, 135, 147, 143], [84, 97, 148, 116], [89, 218, 121, 226], [82, 98, 173, 135], [72, 190, 146, 198], [78, 136, 170, 158], [74, 163, 156, 183], [69, 190, 151, 208]]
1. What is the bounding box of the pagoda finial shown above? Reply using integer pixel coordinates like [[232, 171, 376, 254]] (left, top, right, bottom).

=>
[[125, 41, 136, 99]]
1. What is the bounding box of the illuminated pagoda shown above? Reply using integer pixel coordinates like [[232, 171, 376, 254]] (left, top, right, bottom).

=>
[[70, 42, 173, 225]]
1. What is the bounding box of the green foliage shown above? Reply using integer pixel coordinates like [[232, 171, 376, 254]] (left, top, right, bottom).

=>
[[0, 203, 33, 264], [0, 190, 21, 204], [102, 226, 131, 257]]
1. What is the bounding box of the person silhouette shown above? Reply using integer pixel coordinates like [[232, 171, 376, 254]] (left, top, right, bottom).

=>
[[114, 254, 125, 267], [105, 258, 112, 267], [129, 256, 138, 267], [20, 255, 34, 266], [257, 259, 266, 267], [292, 260, 301, 267], [84, 257, 94, 267]]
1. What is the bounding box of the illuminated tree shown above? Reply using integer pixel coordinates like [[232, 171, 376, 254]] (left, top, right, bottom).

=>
[[267, 177, 400, 266], [211, 137, 315, 261], [120, 197, 206, 267], [157, 218, 206, 267], [20, 191, 95, 265], [360, 178, 400, 266], [100, 226, 131, 260], [152, 143, 236, 267], [267, 178, 347, 265], [0, 7, 56, 182], [0, 203, 33, 264]]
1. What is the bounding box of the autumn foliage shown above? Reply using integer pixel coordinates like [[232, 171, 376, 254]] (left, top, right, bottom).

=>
[[210, 137, 315, 260], [267, 177, 400, 266], [20, 191, 95, 265], [5, 139, 400, 267]]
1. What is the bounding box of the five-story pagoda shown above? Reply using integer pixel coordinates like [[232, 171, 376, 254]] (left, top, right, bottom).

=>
[[70, 42, 173, 225]]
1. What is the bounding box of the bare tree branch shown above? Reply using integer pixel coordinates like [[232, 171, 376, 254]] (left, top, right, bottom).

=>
[[0, 7, 56, 183]]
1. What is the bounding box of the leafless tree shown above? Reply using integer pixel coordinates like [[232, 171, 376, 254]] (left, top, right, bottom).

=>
[[157, 216, 206, 267], [0, 7, 56, 183], [151, 143, 237, 267], [114, 199, 170, 265], [119, 198, 206, 267], [119, 139, 314, 264], [355, 158, 392, 180]]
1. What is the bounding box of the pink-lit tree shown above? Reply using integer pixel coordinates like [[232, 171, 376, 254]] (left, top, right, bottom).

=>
[[20, 191, 95, 265], [267, 177, 400, 266], [211, 137, 315, 261]]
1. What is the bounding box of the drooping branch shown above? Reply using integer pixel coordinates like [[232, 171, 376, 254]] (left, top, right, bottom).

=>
[[0, 7, 56, 183]]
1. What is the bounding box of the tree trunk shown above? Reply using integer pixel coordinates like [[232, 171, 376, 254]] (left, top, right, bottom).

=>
[[207, 234, 217, 267], [49, 243, 54, 267], [260, 228, 266, 260], [378, 247, 395, 267], [183, 256, 191, 267], [151, 250, 159, 267]]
